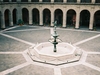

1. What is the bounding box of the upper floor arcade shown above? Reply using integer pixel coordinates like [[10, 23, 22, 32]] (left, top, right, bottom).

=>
[[0, 0, 100, 3]]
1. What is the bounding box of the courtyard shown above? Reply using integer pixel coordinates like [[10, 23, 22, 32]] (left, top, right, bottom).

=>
[[0, 25, 100, 75]]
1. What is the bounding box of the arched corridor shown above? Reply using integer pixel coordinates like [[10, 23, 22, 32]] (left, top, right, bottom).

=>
[[32, 8, 39, 25], [43, 9, 51, 26], [94, 10, 100, 28], [54, 9, 63, 26], [13, 9, 17, 25], [4, 9, 10, 27], [22, 8, 29, 24], [80, 10, 90, 28], [67, 9, 76, 27]]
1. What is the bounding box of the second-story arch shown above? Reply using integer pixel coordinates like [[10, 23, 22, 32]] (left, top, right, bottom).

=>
[[13, 9, 17, 25], [43, 9, 51, 26], [80, 10, 90, 28], [22, 8, 29, 24], [32, 8, 39, 25], [67, 9, 76, 27], [54, 9, 63, 26], [4, 9, 10, 27], [94, 10, 100, 29]]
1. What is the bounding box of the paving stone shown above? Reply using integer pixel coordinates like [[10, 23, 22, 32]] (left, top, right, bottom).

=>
[[7, 64, 54, 75], [0, 35, 31, 52], [61, 65, 100, 75], [86, 54, 100, 67], [0, 54, 26, 72], [4, 29, 51, 44], [77, 37, 100, 52]]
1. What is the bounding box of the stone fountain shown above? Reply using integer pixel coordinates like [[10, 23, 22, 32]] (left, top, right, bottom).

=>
[[28, 21, 82, 65]]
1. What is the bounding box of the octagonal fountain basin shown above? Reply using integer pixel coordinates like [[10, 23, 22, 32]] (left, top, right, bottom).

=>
[[28, 42, 82, 65]]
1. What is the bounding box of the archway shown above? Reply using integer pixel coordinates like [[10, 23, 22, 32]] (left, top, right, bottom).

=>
[[0, 11, 1, 29], [4, 9, 10, 27], [80, 0, 91, 3], [94, 10, 100, 29], [43, 0, 50, 2], [54, 9, 63, 26], [95, 0, 100, 3], [80, 10, 90, 28], [32, 8, 39, 25], [22, 8, 29, 24], [43, 9, 51, 26], [67, 9, 76, 27], [67, 0, 77, 2], [13, 9, 17, 25]]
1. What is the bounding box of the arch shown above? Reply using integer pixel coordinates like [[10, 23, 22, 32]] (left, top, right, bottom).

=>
[[80, 0, 91, 3], [94, 10, 100, 28], [43, 8, 51, 26], [54, 9, 63, 26], [31, 0, 39, 2], [22, 8, 29, 24], [54, 0, 63, 2], [67, 9, 76, 27], [13, 9, 17, 25], [67, 0, 77, 2], [4, 9, 10, 27], [80, 10, 90, 28], [32, 8, 39, 25], [0, 11, 1, 29]]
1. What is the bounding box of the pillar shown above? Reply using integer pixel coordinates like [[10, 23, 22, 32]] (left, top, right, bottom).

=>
[[17, 0, 21, 2], [63, 10, 66, 27], [63, 0, 66, 3], [39, 0, 42, 2], [75, 12, 80, 29], [28, 0, 31, 2], [9, 0, 11, 2], [39, 10, 43, 25], [77, 0, 80, 3], [29, 9, 33, 25], [17, 5, 22, 24], [9, 10, 13, 26], [51, 9, 54, 26], [92, 0, 95, 3], [51, 0, 54, 3], [1, 12, 5, 29]]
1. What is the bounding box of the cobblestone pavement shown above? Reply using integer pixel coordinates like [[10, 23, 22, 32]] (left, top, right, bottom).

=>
[[0, 25, 100, 75]]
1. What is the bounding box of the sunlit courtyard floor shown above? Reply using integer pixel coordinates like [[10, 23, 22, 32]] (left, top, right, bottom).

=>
[[0, 25, 100, 75]]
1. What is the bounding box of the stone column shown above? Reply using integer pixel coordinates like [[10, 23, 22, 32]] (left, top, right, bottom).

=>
[[92, 0, 95, 3], [28, 0, 31, 2], [17, 5, 22, 24], [17, 0, 21, 2], [1, 12, 5, 29], [39, 10, 43, 25], [39, 0, 42, 2], [9, 10, 13, 26], [77, 0, 80, 3], [75, 12, 80, 29], [51, 9, 54, 26], [63, 10, 66, 27], [51, 0, 54, 3], [63, 0, 66, 3], [29, 9, 33, 25], [9, 0, 12, 2]]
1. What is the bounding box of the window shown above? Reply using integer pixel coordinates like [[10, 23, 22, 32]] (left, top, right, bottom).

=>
[[43, 0, 50, 2], [21, 0, 28, 2], [12, 0, 16, 2], [3, 0, 9, 2], [81, 0, 91, 3], [67, 0, 77, 2], [31, 0, 39, 2], [54, 0, 63, 2]]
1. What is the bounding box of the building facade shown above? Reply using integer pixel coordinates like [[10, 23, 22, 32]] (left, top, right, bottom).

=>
[[0, 0, 100, 30]]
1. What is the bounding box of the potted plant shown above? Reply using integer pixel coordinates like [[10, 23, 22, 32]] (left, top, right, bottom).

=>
[[18, 19, 24, 26]]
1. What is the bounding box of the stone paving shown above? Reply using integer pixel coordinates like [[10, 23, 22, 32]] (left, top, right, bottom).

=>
[[0, 25, 100, 75]]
